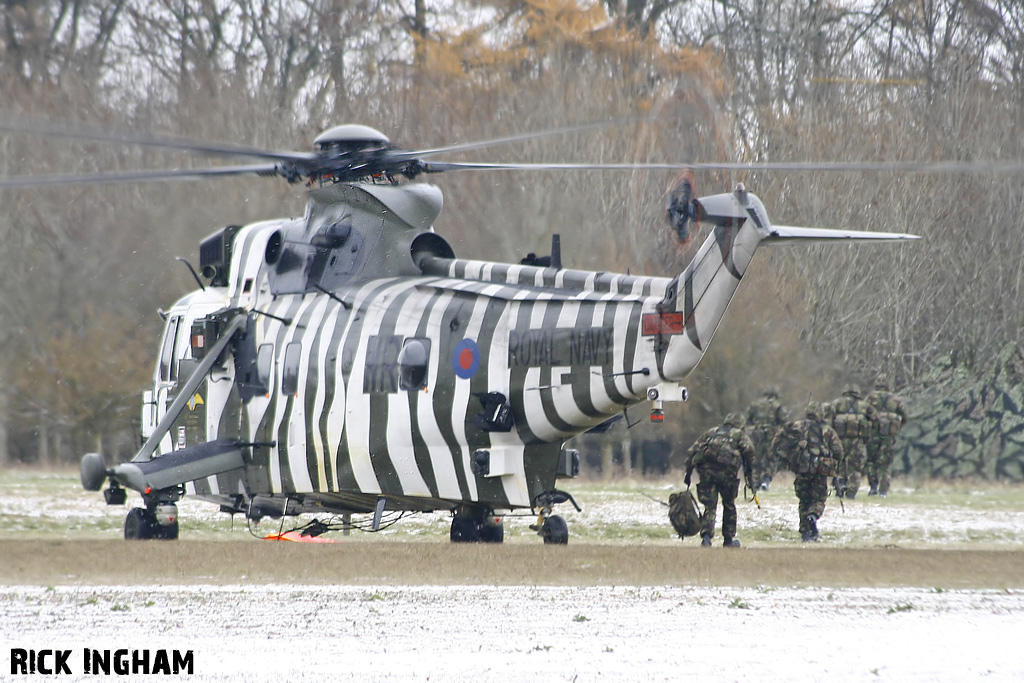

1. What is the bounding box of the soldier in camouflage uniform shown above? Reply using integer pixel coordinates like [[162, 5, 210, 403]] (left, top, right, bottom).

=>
[[865, 375, 909, 497], [684, 413, 756, 548], [773, 402, 843, 541], [829, 385, 880, 499], [744, 386, 790, 490]]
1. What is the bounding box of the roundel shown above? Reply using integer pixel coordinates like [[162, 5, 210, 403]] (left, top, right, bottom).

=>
[[452, 338, 480, 379]]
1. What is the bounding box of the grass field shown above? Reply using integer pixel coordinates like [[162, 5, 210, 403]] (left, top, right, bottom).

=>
[[1, 466, 1023, 590], [6, 466, 1024, 548], [2, 467, 1023, 548], [2, 468, 1022, 682]]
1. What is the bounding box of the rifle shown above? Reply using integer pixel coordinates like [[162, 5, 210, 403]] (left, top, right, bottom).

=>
[[832, 457, 848, 513], [640, 492, 669, 507], [744, 472, 760, 509]]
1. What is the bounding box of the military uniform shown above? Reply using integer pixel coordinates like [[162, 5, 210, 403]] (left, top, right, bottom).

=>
[[865, 376, 909, 497], [684, 414, 755, 547], [744, 387, 790, 490], [773, 402, 843, 541], [829, 386, 879, 499]]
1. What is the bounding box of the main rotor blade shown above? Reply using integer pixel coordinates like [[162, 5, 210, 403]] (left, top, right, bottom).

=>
[[423, 161, 691, 172], [424, 159, 1024, 174], [0, 116, 316, 164], [399, 116, 652, 160], [0, 164, 280, 189]]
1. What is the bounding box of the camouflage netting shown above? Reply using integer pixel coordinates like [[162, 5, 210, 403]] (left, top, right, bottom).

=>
[[897, 343, 1024, 480]]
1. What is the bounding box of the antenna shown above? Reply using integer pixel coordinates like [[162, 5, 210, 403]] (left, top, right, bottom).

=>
[[551, 234, 562, 270], [175, 257, 205, 291]]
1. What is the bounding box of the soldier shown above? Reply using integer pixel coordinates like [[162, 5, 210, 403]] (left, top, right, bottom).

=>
[[744, 386, 790, 490], [773, 402, 843, 542], [865, 375, 909, 497], [829, 385, 880, 499], [684, 413, 756, 548]]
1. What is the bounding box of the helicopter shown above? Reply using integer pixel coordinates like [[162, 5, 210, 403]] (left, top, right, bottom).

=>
[[1, 119, 918, 543]]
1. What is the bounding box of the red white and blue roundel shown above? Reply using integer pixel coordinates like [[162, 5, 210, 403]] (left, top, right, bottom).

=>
[[452, 338, 480, 379]]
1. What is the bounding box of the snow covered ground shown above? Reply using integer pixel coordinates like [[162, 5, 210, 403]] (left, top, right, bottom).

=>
[[3, 472, 1023, 681], [4, 471, 1024, 549], [3, 583, 1022, 682]]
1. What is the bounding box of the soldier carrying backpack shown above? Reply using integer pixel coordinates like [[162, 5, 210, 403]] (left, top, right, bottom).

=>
[[743, 386, 790, 491], [829, 385, 879, 499], [865, 375, 909, 497], [773, 402, 844, 542], [684, 413, 755, 548]]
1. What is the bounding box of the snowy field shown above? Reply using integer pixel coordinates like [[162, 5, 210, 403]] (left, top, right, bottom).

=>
[[3, 583, 1023, 682], [3, 470, 1024, 548], [2, 470, 1023, 681]]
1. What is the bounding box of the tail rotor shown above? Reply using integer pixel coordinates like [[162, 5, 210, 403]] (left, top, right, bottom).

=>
[[665, 170, 700, 245]]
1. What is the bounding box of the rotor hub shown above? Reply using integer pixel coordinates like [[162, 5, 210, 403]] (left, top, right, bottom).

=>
[[314, 124, 390, 152]]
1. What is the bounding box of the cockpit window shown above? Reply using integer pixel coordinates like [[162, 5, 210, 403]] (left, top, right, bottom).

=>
[[159, 316, 182, 384]]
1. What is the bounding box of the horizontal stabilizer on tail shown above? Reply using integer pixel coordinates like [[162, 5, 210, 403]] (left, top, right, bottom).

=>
[[764, 225, 919, 244]]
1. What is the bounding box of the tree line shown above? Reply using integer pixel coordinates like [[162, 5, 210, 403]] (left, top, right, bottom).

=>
[[1, 0, 1022, 468]]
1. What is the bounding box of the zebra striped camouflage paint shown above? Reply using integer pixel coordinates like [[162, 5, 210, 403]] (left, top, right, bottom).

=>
[[174, 183, 766, 514]]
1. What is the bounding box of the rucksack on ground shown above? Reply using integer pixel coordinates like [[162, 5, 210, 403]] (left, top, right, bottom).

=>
[[668, 490, 702, 538]]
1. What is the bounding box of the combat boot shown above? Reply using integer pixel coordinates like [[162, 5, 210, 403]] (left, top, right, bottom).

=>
[[868, 485, 879, 496], [804, 514, 820, 542], [700, 533, 712, 547], [723, 538, 741, 548]]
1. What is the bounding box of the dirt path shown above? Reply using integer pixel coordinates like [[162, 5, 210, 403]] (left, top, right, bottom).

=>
[[3, 539, 1022, 588]]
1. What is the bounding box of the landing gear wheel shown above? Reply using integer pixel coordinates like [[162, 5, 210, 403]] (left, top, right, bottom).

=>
[[541, 514, 569, 545], [450, 515, 481, 543], [156, 520, 179, 540], [124, 508, 157, 540], [124, 508, 179, 540], [479, 518, 504, 544]]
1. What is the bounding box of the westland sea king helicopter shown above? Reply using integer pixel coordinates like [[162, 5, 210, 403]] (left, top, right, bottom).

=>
[[1, 117, 920, 543]]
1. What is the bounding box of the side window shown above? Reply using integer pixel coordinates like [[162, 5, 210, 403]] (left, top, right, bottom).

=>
[[159, 316, 182, 384], [399, 338, 431, 391], [281, 342, 302, 396], [255, 344, 275, 395]]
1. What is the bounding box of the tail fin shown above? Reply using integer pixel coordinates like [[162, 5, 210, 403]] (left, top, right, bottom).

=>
[[654, 184, 917, 381]]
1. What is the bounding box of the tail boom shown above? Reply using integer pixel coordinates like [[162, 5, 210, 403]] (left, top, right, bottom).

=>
[[654, 186, 918, 381]]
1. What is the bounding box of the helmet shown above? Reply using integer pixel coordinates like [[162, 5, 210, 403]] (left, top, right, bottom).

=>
[[805, 401, 822, 420], [843, 385, 861, 398], [764, 386, 780, 399], [724, 412, 742, 426], [874, 375, 890, 390]]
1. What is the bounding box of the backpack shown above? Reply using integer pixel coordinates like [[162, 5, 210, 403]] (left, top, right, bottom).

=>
[[786, 422, 836, 476], [694, 429, 742, 469], [832, 398, 869, 438], [668, 490, 702, 538], [774, 422, 804, 464], [870, 392, 904, 436]]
